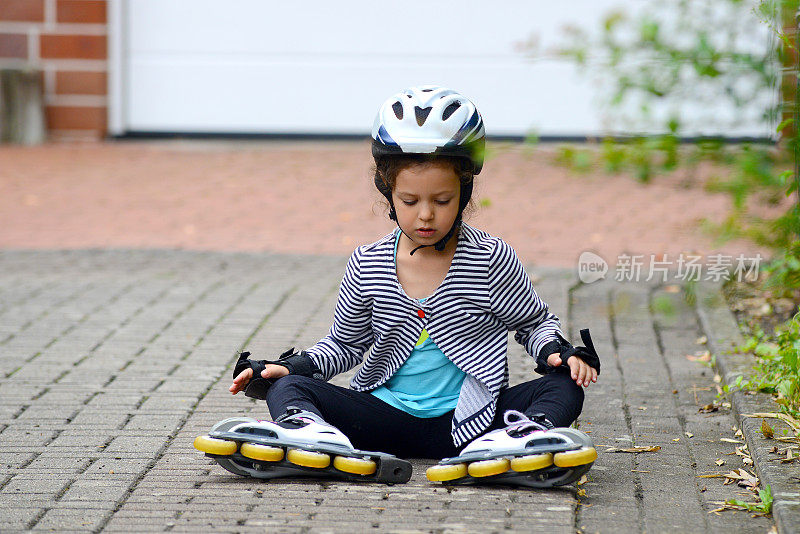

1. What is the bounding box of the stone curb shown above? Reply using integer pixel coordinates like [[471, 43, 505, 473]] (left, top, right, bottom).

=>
[[695, 281, 800, 534]]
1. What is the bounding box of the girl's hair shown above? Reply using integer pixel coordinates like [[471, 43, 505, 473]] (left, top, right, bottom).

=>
[[373, 155, 476, 218]]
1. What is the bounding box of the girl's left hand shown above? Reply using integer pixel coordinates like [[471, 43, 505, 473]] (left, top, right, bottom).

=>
[[546, 353, 598, 388]]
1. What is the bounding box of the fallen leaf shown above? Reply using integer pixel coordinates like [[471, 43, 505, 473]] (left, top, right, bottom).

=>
[[686, 351, 711, 362], [721, 438, 743, 444], [738, 476, 760, 490], [699, 404, 719, 413], [715, 459, 725, 466], [743, 412, 800, 433], [664, 285, 680, 293], [672, 438, 681, 442], [713, 374, 721, 383], [696, 336, 708, 345], [577, 488, 587, 497], [685, 432, 694, 438], [762, 419, 774, 439], [638, 406, 647, 411], [578, 475, 588, 486], [605, 446, 661, 453]]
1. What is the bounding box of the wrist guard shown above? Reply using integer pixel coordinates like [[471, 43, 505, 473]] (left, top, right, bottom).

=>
[[233, 348, 323, 400], [557, 329, 601, 375]]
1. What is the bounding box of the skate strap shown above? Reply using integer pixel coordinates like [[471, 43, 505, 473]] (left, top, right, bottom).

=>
[[503, 410, 549, 435], [558, 329, 601, 375]]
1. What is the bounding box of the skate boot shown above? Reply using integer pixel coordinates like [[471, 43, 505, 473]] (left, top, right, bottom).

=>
[[194, 408, 412, 484], [426, 410, 597, 488]]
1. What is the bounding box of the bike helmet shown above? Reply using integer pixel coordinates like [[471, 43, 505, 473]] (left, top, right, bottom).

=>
[[372, 86, 485, 254], [371, 85, 485, 174]]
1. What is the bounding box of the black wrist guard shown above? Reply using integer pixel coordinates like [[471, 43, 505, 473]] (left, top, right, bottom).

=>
[[233, 348, 323, 400], [558, 329, 601, 375]]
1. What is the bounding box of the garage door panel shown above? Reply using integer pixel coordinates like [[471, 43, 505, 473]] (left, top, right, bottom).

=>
[[127, 59, 599, 136], [122, 0, 774, 137]]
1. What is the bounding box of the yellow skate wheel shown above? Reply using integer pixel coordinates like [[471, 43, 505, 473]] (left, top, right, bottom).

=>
[[240, 443, 284, 462], [510, 453, 553, 472], [286, 448, 331, 469], [194, 435, 237, 456], [333, 456, 377, 476], [467, 458, 510, 478], [554, 447, 597, 467], [426, 463, 468, 482]]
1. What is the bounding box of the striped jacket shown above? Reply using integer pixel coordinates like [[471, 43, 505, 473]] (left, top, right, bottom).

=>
[[305, 224, 563, 446]]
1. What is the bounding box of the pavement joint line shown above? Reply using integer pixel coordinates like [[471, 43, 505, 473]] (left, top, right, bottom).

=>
[[5, 281, 138, 377], [91, 280, 295, 533], [647, 284, 712, 532], [607, 285, 646, 532], [0, 281, 94, 347], [693, 281, 796, 534], [7, 272, 248, 531], [74, 285, 174, 368], [39, 282, 138, 354], [144, 278, 228, 347], [282, 275, 342, 359], [565, 276, 581, 533], [102, 278, 228, 388], [0, 278, 58, 318]]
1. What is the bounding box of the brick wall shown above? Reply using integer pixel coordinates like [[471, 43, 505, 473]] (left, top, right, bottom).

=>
[[0, 0, 107, 140]]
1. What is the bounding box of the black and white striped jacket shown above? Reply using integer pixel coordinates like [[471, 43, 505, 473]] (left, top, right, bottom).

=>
[[305, 224, 562, 446]]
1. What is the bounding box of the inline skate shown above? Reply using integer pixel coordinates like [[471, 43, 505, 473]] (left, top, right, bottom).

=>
[[194, 408, 412, 484], [426, 410, 596, 488]]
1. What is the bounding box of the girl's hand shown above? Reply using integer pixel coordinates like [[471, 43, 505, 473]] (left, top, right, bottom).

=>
[[546, 353, 598, 388], [229, 364, 290, 395]]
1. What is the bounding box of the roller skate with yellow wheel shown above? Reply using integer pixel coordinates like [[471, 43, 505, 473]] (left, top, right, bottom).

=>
[[194, 408, 412, 484], [426, 410, 596, 488]]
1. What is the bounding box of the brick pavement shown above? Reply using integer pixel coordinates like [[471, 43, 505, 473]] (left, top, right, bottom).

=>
[[0, 140, 772, 267], [0, 250, 775, 532]]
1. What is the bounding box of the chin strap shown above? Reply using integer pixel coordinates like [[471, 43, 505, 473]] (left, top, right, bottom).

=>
[[395, 214, 462, 256], [381, 174, 471, 256]]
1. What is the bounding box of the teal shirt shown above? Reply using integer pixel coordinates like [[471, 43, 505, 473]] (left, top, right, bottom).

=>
[[370, 231, 467, 418]]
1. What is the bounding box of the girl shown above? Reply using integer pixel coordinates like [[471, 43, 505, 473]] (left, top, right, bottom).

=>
[[196, 86, 600, 487]]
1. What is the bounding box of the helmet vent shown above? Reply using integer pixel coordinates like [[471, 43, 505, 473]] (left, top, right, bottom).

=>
[[414, 106, 432, 126], [442, 101, 461, 121], [391, 101, 403, 120], [422, 88, 433, 92]]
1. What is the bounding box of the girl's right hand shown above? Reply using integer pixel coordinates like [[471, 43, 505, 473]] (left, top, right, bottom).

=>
[[229, 364, 290, 395]]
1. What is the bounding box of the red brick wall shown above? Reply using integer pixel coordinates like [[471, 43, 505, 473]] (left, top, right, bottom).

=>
[[0, 0, 108, 140]]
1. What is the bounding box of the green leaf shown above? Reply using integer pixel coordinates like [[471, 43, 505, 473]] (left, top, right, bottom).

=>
[[777, 118, 795, 133]]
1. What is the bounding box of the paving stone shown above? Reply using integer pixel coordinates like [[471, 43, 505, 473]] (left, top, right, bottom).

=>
[[32, 507, 111, 531], [0, 507, 44, 530], [59, 479, 132, 503], [0, 251, 784, 532]]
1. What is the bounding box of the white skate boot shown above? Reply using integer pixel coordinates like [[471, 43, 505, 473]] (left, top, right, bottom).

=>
[[194, 408, 412, 484], [426, 410, 597, 488]]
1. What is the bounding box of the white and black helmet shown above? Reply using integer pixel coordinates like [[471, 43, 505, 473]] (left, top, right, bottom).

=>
[[371, 85, 485, 174]]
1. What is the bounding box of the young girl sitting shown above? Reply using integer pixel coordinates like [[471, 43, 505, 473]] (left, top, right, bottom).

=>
[[196, 85, 600, 487]]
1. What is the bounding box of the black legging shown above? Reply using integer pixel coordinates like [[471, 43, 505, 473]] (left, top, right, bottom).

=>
[[265, 371, 584, 459]]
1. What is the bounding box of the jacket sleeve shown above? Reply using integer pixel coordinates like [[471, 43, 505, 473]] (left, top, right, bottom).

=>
[[304, 249, 373, 380], [487, 239, 563, 374]]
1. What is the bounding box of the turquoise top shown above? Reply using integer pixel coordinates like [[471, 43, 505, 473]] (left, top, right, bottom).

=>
[[370, 231, 467, 418]]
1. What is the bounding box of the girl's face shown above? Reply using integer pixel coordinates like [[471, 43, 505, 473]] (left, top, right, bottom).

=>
[[391, 162, 460, 248]]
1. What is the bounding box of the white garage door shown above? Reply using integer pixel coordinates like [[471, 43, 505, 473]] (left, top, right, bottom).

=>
[[112, 0, 774, 138]]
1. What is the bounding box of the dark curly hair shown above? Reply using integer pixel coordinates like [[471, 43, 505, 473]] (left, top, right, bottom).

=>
[[373, 154, 476, 220]]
